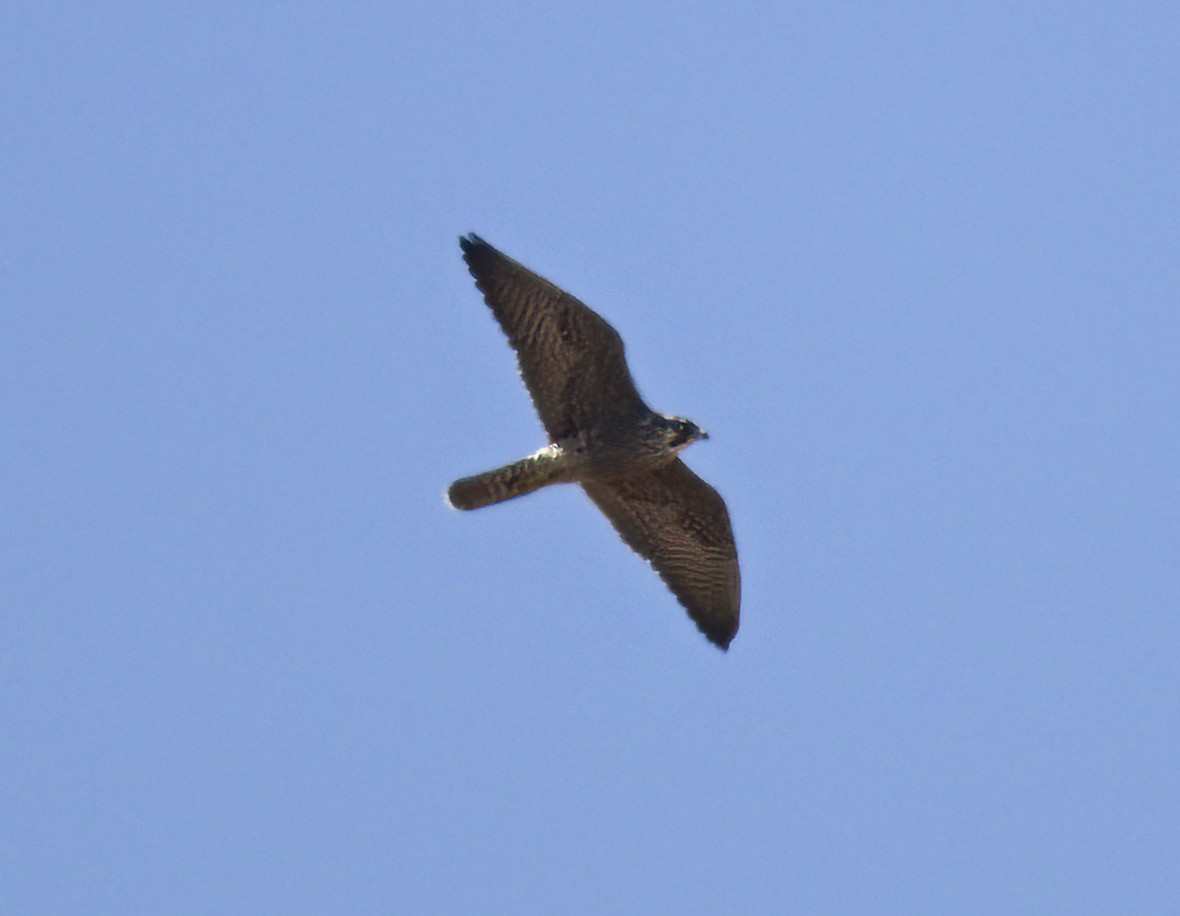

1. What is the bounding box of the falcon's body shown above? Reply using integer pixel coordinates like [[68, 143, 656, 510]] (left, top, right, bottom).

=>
[[448, 234, 740, 649]]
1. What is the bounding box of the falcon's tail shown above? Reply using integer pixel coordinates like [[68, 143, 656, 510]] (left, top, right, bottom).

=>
[[447, 445, 571, 510]]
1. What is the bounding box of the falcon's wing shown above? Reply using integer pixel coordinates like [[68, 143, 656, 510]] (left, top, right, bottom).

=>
[[460, 234, 649, 440], [582, 459, 740, 649]]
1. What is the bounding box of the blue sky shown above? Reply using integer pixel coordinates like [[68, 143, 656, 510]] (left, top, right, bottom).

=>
[[4, 3, 1178, 912]]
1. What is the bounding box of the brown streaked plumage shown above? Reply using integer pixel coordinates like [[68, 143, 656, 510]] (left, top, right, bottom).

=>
[[448, 234, 740, 650]]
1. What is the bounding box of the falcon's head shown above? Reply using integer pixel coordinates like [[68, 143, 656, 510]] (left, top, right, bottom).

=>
[[662, 416, 708, 451]]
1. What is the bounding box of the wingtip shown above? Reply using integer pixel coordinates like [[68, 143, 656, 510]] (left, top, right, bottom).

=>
[[459, 232, 487, 252], [703, 624, 737, 651]]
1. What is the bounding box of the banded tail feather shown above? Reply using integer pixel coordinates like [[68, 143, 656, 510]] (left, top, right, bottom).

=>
[[447, 445, 570, 510]]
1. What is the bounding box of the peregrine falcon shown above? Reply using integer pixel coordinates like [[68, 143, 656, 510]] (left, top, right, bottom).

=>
[[448, 234, 740, 650]]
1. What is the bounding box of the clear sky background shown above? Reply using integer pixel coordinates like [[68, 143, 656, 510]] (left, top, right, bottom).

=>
[[4, 3, 1178, 913]]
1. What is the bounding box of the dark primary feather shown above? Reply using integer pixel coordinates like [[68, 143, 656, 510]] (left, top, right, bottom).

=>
[[582, 460, 740, 649], [459, 234, 649, 440]]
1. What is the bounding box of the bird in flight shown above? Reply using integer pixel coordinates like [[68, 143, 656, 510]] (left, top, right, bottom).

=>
[[448, 234, 740, 650]]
